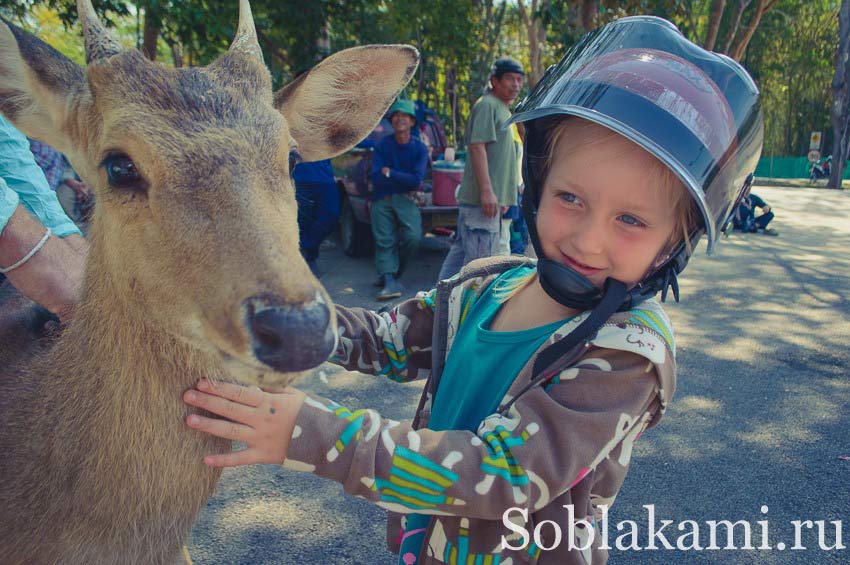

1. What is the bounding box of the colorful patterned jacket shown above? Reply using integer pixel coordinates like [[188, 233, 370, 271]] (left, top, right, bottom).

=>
[[284, 256, 677, 564]]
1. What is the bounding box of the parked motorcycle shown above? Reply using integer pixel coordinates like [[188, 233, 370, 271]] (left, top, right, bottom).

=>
[[810, 155, 832, 181]]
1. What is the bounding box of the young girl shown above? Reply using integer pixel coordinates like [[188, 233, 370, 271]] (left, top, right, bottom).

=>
[[184, 16, 763, 564]]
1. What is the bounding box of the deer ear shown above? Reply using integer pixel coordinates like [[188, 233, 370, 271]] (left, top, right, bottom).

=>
[[274, 45, 419, 162], [0, 19, 85, 153]]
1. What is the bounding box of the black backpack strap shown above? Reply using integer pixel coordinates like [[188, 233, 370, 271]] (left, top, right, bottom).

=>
[[498, 279, 628, 414], [531, 279, 627, 380]]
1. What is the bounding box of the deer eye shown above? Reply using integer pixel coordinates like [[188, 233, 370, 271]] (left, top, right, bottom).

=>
[[101, 153, 146, 190]]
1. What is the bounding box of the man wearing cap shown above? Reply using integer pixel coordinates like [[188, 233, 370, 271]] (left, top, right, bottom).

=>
[[438, 56, 524, 281], [369, 99, 429, 300]]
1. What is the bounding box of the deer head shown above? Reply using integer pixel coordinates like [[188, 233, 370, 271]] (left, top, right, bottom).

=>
[[0, 0, 418, 385]]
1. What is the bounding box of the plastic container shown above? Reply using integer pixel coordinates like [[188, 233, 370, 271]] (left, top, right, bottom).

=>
[[431, 160, 464, 206]]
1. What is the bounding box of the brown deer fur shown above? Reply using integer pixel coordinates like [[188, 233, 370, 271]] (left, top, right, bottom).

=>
[[0, 1, 418, 562]]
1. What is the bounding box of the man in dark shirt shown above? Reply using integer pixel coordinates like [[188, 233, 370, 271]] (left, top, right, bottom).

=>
[[369, 99, 429, 300], [733, 192, 778, 236]]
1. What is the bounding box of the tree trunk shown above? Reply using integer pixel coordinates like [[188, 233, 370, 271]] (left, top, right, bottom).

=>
[[517, 0, 536, 85], [517, 0, 550, 88], [534, 2, 549, 84], [829, 0, 850, 189], [170, 41, 183, 68], [142, 10, 160, 61], [722, 0, 750, 54], [415, 27, 425, 100], [471, 0, 506, 100], [579, 0, 597, 32], [704, 0, 726, 51], [445, 66, 458, 146], [728, 0, 779, 61]]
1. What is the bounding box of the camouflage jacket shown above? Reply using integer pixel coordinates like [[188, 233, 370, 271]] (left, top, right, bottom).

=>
[[284, 256, 677, 564]]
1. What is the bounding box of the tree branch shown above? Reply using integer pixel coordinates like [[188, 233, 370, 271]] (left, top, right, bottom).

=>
[[723, 0, 750, 54], [729, 0, 775, 61], [704, 0, 726, 51]]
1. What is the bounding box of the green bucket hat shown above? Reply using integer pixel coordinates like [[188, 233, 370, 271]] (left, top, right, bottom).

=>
[[388, 99, 417, 123]]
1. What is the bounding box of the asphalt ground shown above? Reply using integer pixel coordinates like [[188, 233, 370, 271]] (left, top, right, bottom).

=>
[[187, 185, 850, 564]]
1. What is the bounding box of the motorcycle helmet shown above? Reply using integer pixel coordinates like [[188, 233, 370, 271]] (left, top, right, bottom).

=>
[[507, 16, 764, 312]]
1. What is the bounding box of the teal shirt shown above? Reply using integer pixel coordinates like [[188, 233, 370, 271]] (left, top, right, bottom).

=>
[[0, 116, 80, 237], [431, 266, 570, 431], [399, 266, 572, 563]]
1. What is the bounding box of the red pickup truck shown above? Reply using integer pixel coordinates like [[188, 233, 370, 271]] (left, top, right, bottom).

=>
[[332, 106, 460, 257]]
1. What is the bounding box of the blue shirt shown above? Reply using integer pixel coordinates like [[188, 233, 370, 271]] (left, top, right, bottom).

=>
[[292, 159, 335, 185], [0, 116, 80, 237], [369, 134, 428, 201], [398, 266, 572, 563]]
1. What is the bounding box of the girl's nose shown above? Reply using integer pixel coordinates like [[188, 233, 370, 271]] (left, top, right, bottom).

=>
[[570, 215, 607, 256]]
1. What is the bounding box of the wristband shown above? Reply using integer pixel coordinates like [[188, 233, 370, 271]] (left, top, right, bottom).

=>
[[0, 227, 52, 273]]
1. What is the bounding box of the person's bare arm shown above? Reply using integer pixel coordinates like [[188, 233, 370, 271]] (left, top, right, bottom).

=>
[[468, 142, 499, 218], [0, 205, 87, 321]]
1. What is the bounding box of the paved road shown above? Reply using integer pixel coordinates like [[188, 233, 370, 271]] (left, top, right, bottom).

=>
[[188, 186, 850, 564]]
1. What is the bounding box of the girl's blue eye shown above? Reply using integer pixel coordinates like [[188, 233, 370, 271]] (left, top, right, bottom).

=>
[[560, 192, 579, 204], [619, 214, 645, 227]]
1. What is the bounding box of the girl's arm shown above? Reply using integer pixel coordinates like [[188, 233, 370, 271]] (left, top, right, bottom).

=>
[[185, 346, 665, 520], [332, 290, 436, 382]]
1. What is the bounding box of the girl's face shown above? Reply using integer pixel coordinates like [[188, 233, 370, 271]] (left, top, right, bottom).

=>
[[537, 129, 679, 288]]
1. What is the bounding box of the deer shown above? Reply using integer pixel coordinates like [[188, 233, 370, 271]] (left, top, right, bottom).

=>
[[0, 0, 418, 562]]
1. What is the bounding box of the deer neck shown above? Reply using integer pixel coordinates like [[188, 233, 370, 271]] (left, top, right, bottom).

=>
[[71, 224, 224, 382], [68, 256, 219, 407], [42, 235, 228, 530]]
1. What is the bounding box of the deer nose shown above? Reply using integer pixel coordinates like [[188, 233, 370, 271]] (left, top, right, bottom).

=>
[[244, 295, 335, 372]]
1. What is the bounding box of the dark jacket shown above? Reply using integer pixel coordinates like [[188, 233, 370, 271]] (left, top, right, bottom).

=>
[[369, 134, 429, 200]]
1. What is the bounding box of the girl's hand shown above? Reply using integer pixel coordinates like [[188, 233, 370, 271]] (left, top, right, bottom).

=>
[[183, 379, 306, 468]]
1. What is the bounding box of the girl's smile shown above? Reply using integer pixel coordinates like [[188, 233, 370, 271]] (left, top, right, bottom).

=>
[[559, 252, 604, 278]]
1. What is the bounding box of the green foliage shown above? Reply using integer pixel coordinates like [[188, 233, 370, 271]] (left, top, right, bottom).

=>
[[746, 0, 838, 157], [10, 4, 87, 64], [0, 0, 835, 157]]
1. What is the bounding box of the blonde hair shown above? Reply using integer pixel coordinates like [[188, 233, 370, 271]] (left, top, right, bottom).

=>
[[493, 117, 700, 304]]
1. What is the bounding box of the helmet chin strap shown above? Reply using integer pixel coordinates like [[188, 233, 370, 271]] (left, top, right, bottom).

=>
[[537, 258, 605, 310], [521, 185, 688, 312], [499, 275, 630, 414]]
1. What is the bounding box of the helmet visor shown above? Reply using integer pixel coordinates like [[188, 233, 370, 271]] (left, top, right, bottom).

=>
[[508, 16, 764, 252]]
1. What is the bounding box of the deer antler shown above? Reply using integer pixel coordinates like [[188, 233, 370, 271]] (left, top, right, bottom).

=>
[[77, 0, 124, 63], [228, 0, 264, 62]]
